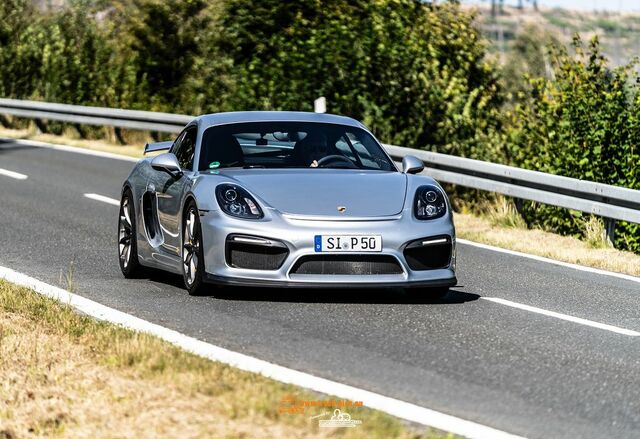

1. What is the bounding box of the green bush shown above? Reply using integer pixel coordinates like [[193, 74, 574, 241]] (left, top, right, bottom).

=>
[[218, 0, 506, 160], [509, 36, 640, 251], [110, 0, 225, 112], [0, 0, 140, 108], [0, 0, 39, 99], [501, 25, 558, 102]]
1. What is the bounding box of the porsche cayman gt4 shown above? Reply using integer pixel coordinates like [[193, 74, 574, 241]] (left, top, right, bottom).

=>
[[118, 111, 456, 296]]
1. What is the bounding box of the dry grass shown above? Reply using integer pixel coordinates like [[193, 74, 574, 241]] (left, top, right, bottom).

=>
[[476, 196, 527, 229], [0, 280, 452, 439], [455, 212, 640, 277], [0, 126, 145, 158], [582, 216, 612, 250]]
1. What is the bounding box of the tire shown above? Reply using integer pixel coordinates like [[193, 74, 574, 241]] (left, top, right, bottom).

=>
[[405, 286, 449, 300], [182, 201, 207, 296], [118, 188, 142, 278]]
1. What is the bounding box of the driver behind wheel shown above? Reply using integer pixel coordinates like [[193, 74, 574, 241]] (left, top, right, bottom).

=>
[[293, 132, 330, 167]]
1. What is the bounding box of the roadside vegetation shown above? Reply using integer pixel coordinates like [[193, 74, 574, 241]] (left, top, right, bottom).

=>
[[0, 279, 452, 438], [0, 0, 638, 253]]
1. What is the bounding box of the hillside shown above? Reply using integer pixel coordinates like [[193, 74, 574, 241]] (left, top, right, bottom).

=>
[[465, 4, 640, 66]]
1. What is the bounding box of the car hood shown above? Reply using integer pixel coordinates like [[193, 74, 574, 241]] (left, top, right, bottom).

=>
[[210, 169, 407, 217]]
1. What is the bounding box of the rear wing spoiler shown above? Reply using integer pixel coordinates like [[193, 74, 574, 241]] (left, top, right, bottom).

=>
[[144, 140, 173, 155]]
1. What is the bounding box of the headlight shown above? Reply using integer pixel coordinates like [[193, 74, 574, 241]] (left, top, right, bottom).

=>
[[215, 184, 263, 219], [414, 185, 446, 220]]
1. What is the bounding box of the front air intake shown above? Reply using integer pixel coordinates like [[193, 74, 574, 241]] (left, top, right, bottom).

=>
[[403, 236, 452, 271], [290, 255, 403, 275], [225, 235, 288, 270]]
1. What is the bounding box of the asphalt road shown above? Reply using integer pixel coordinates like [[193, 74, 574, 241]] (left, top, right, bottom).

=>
[[1, 139, 639, 438]]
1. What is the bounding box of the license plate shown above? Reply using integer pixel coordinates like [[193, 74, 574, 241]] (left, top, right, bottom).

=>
[[314, 235, 382, 252]]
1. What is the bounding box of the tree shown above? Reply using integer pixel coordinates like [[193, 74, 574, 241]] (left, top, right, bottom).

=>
[[502, 25, 558, 100], [0, 0, 38, 98], [112, 0, 211, 111], [510, 36, 640, 250], [218, 0, 506, 159]]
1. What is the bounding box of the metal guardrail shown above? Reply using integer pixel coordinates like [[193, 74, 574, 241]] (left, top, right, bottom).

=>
[[0, 98, 190, 133], [2, 98, 639, 238], [384, 145, 640, 226]]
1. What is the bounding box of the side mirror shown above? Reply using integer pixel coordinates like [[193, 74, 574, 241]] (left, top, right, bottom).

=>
[[151, 153, 182, 176], [402, 155, 424, 174]]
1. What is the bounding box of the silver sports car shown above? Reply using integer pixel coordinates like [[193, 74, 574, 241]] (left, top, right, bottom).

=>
[[118, 111, 457, 296]]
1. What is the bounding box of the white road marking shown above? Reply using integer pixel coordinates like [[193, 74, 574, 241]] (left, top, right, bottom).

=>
[[84, 193, 120, 206], [0, 266, 525, 439], [0, 168, 28, 180], [458, 239, 640, 285], [482, 297, 640, 337], [4, 137, 139, 162]]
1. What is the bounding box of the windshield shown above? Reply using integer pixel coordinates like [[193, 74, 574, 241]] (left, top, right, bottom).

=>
[[199, 122, 396, 171]]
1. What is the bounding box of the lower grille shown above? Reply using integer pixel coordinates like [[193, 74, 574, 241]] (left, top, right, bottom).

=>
[[290, 255, 403, 275], [403, 236, 452, 270], [226, 236, 288, 270]]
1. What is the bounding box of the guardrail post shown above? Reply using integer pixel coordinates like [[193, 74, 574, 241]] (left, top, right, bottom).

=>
[[34, 118, 47, 134], [0, 114, 11, 128], [604, 218, 616, 245], [114, 127, 125, 145], [74, 123, 86, 139], [514, 197, 524, 213]]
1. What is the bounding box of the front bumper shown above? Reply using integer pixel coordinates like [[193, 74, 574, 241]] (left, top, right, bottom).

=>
[[200, 207, 457, 288], [204, 273, 457, 289]]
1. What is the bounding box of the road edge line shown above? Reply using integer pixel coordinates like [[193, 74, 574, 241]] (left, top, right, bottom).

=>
[[84, 193, 120, 206], [481, 297, 639, 336], [4, 137, 139, 162], [458, 239, 640, 285], [0, 167, 28, 180], [0, 265, 525, 439]]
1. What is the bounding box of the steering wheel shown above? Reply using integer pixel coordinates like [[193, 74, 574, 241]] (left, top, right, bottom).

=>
[[316, 155, 357, 169]]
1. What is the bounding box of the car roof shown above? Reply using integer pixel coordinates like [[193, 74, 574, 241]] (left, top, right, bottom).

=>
[[195, 111, 367, 130]]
